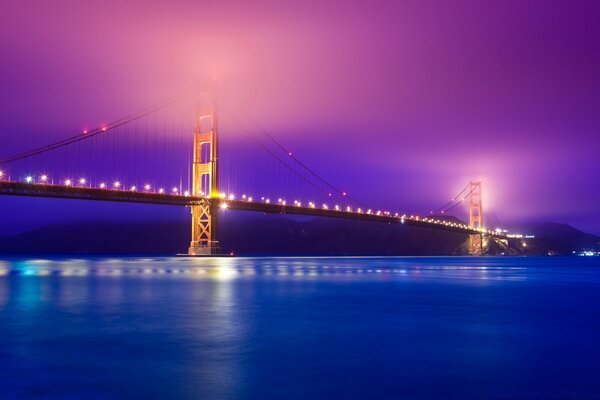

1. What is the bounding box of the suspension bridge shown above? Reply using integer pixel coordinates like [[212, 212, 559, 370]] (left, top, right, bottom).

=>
[[0, 91, 508, 255]]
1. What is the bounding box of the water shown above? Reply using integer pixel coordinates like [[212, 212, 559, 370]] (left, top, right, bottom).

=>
[[1, 256, 600, 400]]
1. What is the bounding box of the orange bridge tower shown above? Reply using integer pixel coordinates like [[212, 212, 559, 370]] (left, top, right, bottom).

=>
[[468, 180, 483, 255], [188, 100, 221, 255]]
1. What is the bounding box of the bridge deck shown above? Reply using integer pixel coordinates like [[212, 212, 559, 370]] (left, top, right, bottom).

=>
[[0, 181, 504, 238]]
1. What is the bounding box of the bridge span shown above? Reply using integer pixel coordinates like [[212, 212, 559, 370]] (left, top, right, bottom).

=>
[[0, 180, 504, 239], [0, 91, 505, 255]]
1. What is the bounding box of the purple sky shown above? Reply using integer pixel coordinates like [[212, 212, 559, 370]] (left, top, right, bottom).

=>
[[1, 0, 599, 234]]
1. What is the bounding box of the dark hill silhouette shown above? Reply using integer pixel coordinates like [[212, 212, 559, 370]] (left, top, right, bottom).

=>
[[0, 213, 597, 256]]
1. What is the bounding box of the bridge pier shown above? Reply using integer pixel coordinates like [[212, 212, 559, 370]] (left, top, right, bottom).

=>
[[469, 233, 484, 256], [188, 199, 221, 255]]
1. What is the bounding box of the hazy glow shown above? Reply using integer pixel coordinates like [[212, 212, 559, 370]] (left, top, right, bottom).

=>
[[0, 0, 598, 233]]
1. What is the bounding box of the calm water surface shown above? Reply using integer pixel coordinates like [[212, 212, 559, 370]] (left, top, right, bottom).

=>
[[1, 256, 599, 399]]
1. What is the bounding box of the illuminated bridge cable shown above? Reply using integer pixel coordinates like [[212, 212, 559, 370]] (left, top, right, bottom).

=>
[[242, 115, 365, 207], [249, 136, 338, 199], [229, 117, 334, 198], [485, 211, 502, 229], [430, 183, 469, 215], [492, 211, 502, 228], [0, 91, 201, 165], [436, 184, 479, 215]]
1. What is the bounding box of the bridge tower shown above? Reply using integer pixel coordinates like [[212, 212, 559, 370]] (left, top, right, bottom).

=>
[[188, 101, 221, 255], [468, 180, 483, 255]]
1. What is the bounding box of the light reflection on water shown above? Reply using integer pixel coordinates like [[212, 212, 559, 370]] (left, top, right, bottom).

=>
[[0, 256, 599, 399], [0, 256, 534, 282]]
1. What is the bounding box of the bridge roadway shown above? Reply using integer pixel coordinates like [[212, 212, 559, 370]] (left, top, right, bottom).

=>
[[0, 181, 505, 238]]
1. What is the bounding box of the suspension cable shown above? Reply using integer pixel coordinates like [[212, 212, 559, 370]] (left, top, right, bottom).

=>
[[430, 183, 469, 214], [0, 91, 203, 165], [241, 115, 365, 207]]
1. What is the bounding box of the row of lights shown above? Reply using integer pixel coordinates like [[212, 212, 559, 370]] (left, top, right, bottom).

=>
[[221, 192, 405, 220], [222, 194, 505, 236], [15, 173, 197, 197], [411, 215, 503, 235], [3, 170, 507, 236]]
